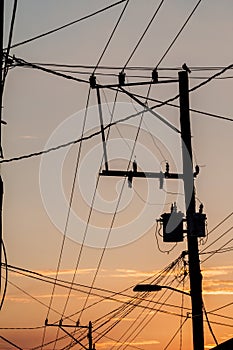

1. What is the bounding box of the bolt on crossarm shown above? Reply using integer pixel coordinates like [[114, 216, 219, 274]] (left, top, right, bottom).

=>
[[179, 70, 204, 350]]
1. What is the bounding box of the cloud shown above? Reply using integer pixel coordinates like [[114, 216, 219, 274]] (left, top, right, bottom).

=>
[[97, 340, 160, 348], [19, 135, 39, 139], [202, 265, 233, 295]]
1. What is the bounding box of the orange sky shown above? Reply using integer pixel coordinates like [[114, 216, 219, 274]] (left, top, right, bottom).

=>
[[1, 0, 233, 349]]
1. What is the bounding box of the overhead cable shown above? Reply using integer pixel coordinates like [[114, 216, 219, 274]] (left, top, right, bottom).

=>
[[156, 0, 202, 68], [93, 0, 129, 73], [8, 0, 128, 49], [123, 0, 165, 69]]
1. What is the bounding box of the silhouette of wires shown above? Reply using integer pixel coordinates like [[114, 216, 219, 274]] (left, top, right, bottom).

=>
[[122, 0, 165, 70], [93, 0, 129, 73], [8, 0, 128, 49], [156, 0, 203, 68]]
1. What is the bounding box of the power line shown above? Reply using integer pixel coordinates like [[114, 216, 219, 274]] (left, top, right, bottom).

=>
[[2, 0, 18, 85], [8, 0, 128, 49], [93, 0, 129, 73], [49, 88, 91, 350], [123, 0, 165, 69], [156, 0, 202, 68], [9, 55, 89, 84], [0, 335, 23, 350], [129, 91, 233, 122], [201, 225, 233, 254], [203, 302, 218, 346], [1, 61, 233, 166], [163, 314, 189, 350]]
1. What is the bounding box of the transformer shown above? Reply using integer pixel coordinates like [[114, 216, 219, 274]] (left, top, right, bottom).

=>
[[161, 211, 184, 242], [190, 213, 206, 237]]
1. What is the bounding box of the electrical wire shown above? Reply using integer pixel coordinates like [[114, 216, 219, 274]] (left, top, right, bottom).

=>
[[0, 240, 8, 311], [123, 0, 165, 69], [2, 276, 70, 321], [163, 314, 189, 350], [93, 0, 129, 73], [201, 233, 233, 263], [0, 335, 23, 350], [4, 262, 191, 316], [156, 0, 202, 68], [1, 62, 233, 166], [203, 302, 218, 346], [129, 91, 233, 123], [8, 0, 128, 49], [2, 0, 18, 85], [10, 55, 89, 84], [49, 88, 91, 350], [201, 225, 233, 254], [115, 277, 185, 350], [205, 212, 233, 237], [100, 257, 188, 350], [63, 99, 119, 350]]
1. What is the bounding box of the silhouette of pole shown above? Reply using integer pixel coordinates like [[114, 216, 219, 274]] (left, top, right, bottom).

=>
[[0, 0, 4, 292], [88, 321, 93, 350], [179, 70, 204, 350]]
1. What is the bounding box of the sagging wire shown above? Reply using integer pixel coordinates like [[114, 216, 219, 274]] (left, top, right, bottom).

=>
[[154, 220, 178, 254], [0, 239, 8, 311]]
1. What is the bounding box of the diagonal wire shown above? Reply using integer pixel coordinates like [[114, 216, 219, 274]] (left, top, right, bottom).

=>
[[93, 0, 130, 73], [123, 0, 165, 69], [50, 87, 91, 349], [2, 0, 18, 85], [156, 0, 202, 68], [203, 302, 218, 346], [163, 314, 189, 350], [8, 0, 128, 49], [64, 89, 120, 349]]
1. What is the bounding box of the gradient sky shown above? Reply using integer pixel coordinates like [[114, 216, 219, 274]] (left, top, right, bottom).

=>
[[1, 1, 233, 349]]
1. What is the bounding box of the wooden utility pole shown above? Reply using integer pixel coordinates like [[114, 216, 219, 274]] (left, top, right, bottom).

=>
[[91, 69, 205, 349], [0, 0, 4, 292], [179, 70, 204, 350]]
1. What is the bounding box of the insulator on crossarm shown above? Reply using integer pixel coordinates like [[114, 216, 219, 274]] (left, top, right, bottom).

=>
[[165, 162, 169, 177], [118, 71, 126, 85], [128, 171, 133, 188], [133, 159, 137, 173], [89, 74, 96, 88], [159, 171, 164, 189], [152, 68, 158, 83], [194, 165, 200, 177], [199, 203, 204, 213]]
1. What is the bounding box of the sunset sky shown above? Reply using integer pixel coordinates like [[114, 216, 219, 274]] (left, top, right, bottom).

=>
[[1, 1, 233, 349]]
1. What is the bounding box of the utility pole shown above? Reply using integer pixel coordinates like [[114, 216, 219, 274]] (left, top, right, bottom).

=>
[[179, 70, 204, 350], [90, 69, 205, 350], [0, 0, 4, 293], [45, 319, 94, 350]]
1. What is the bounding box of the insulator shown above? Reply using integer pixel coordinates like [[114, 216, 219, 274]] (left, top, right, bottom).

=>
[[152, 68, 158, 83], [133, 159, 137, 173], [165, 162, 169, 176], [89, 74, 96, 88], [194, 165, 200, 177], [199, 203, 203, 213], [118, 71, 126, 85], [128, 171, 133, 188], [159, 171, 164, 189]]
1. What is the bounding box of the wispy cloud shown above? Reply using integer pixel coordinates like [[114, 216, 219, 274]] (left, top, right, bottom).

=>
[[19, 135, 39, 139], [97, 340, 160, 348]]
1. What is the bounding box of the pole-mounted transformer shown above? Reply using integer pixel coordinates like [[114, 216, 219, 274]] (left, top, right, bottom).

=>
[[159, 203, 206, 242]]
